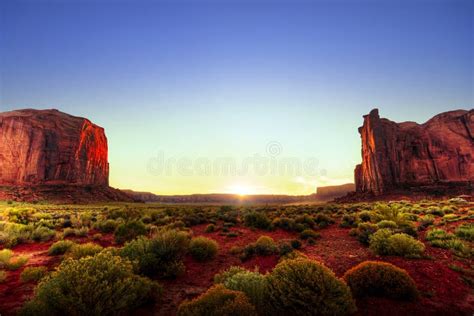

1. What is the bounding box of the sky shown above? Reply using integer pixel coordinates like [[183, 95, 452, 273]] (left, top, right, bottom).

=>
[[1, 0, 473, 195]]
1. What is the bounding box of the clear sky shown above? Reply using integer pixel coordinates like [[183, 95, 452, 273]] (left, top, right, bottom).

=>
[[1, 0, 472, 195]]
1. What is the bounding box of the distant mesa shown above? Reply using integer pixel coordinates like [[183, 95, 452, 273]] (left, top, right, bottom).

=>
[[0, 109, 132, 202], [122, 183, 355, 204], [315, 183, 355, 199], [354, 108, 473, 197]]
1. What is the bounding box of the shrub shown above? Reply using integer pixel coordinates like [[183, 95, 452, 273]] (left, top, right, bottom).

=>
[[340, 214, 358, 228], [314, 214, 334, 228], [0, 270, 6, 283], [369, 229, 393, 255], [426, 228, 452, 241], [278, 249, 308, 262], [205, 224, 217, 233], [31, 226, 56, 242], [214, 266, 248, 284], [290, 239, 302, 249], [266, 258, 356, 315], [254, 236, 277, 255], [48, 240, 75, 256], [62, 227, 76, 237], [244, 211, 272, 230], [66, 242, 103, 260], [377, 220, 397, 229], [221, 270, 266, 312], [388, 233, 425, 257], [20, 266, 48, 282], [120, 230, 189, 278], [0, 249, 29, 270], [418, 215, 435, 230], [0, 249, 13, 265], [20, 252, 160, 316], [278, 241, 293, 257], [455, 223, 474, 242], [397, 222, 418, 237], [354, 223, 378, 244], [343, 261, 419, 300], [115, 221, 147, 243], [189, 237, 219, 261], [370, 230, 425, 257], [272, 217, 295, 231], [177, 284, 257, 316], [300, 229, 320, 240], [95, 219, 119, 233], [358, 211, 372, 222], [241, 236, 278, 261]]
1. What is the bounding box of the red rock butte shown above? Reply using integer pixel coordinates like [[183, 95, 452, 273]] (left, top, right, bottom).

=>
[[355, 108, 474, 195], [0, 109, 109, 186]]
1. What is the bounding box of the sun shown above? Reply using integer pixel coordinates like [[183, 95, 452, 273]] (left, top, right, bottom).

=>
[[227, 184, 254, 196]]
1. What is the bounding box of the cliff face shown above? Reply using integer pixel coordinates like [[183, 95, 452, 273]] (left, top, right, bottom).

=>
[[355, 109, 474, 195], [0, 109, 109, 186]]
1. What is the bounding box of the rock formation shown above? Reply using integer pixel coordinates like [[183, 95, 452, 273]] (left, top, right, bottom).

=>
[[0, 109, 109, 186], [355, 109, 474, 195], [316, 183, 355, 200]]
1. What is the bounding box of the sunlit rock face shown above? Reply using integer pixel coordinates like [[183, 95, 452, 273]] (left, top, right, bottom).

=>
[[0, 109, 109, 186], [355, 108, 474, 195]]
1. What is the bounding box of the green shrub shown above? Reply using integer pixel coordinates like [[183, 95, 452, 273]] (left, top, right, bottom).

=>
[[266, 258, 356, 315], [290, 239, 302, 249], [418, 215, 435, 230], [388, 234, 425, 257], [369, 229, 393, 255], [455, 223, 474, 242], [340, 214, 358, 228], [300, 229, 320, 240], [20, 252, 160, 316], [278, 241, 293, 257], [314, 214, 334, 228], [278, 249, 308, 262], [358, 211, 372, 222], [0, 249, 29, 270], [426, 228, 452, 241], [0, 249, 12, 265], [115, 221, 147, 243], [377, 220, 397, 229], [0, 222, 33, 247], [205, 224, 216, 233], [240, 236, 278, 261], [62, 227, 76, 237], [221, 270, 266, 312], [66, 242, 103, 260], [48, 240, 75, 256], [95, 219, 119, 233], [244, 211, 272, 230], [0, 270, 6, 283], [177, 284, 257, 316], [20, 266, 48, 282], [354, 223, 378, 244], [254, 236, 277, 255], [343, 261, 419, 300], [370, 230, 425, 257], [31, 226, 56, 242], [189, 237, 219, 261], [120, 230, 189, 278], [214, 266, 248, 284], [272, 217, 295, 231]]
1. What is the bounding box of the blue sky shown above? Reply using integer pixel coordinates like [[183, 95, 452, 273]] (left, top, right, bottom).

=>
[[1, 0, 472, 194]]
